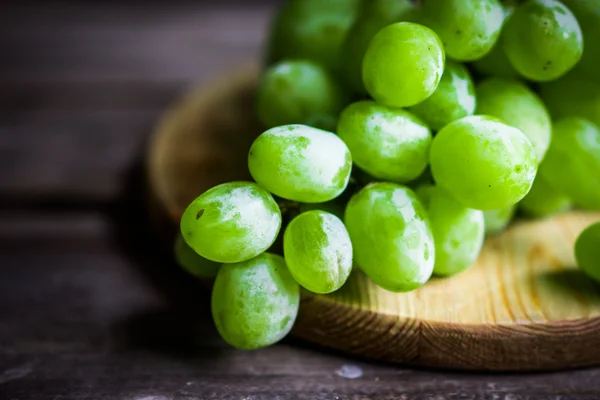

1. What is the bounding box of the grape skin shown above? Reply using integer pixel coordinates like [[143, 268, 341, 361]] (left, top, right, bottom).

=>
[[211, 253, 300, 350], [284, 210, 353, 294], [337, 100, 432, 183], [174, 234, 220, 279], [180, 182, 281, 263], [256, 60, 347, 131], [248, 125, 352, 203], [420, 0, 504, 61], [417, 185, 485, 277], [575, 222, 600, 283], [519, 168, 572, 218], [476, 77, 552, 162], [502, 0, 583, 82], [344, 183, 434, 292], [539, 117, 600, 210], [362, 22, 445, 108], [483, 206, 517, 235], [408, 60, 477, 132], [429, 115, 538, 210]]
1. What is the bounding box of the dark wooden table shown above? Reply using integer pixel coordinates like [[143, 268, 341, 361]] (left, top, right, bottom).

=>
[[2, 3, 600, 399]]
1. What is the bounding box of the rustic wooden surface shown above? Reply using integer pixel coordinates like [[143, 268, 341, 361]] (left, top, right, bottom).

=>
[[148, 65, 600, 371], [3, 2, 600, 398]]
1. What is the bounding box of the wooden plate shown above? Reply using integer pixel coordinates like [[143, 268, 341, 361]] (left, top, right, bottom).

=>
[[147, 64, 600, 371]]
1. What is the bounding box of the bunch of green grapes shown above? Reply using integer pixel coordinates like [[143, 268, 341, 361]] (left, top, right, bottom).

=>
[[173, 0, 600, 350]]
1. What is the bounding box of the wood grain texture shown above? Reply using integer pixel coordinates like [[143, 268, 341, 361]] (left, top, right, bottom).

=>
[[147, 65, 600, 371]]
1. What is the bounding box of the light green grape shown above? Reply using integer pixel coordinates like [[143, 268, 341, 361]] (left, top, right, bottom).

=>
[[417, 185, 485, 277], [256, 60, 347, 131], [476, 77, 552, 162], [180, 182, 281, 263], [248, 125, 352, 203], [283, 210, 353, 294], [211, 253, 300, 350], [519, 169, 571, 218], [575, 222, 600, 283], [539, 117, 600, 210], [408, 61, 476, 131], [337, 100, 431, 182], [174, 234, 220, 279], [539, 75, 600, 128], [429, 115, 538, 210], [561, 0, 600, 83], [298, 201, 345, 221], [483, 206, 516, 235], [266, 0, 362, 71], [420, 0, 504, 61], [340, 0, 418, 94], [362, 22, 445, 108], [502, 0, 583, 81], [344, 183, 434, 292]]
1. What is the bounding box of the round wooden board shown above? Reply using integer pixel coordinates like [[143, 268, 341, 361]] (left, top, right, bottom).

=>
[[147, 64, 600, 371]]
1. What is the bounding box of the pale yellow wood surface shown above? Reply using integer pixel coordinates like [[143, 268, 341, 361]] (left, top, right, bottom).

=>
[[147, 65, 600, 370]]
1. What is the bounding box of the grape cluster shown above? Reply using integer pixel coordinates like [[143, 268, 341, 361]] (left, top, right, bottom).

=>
[[175, 0, 600, 350]]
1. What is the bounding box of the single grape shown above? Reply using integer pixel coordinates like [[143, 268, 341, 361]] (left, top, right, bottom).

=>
[[337, 100, 431, 182], [561, 0, 600, 83], [417, 185, 485, 277], [211, 253, 300, 350], [539, 117, 600, 210], [362, 22, 445, 108], [502, 0, 583, 81], [575, 222, 600, 283], [429, 115, 538, 210], [539, 75, 600, 128], [180, 182, 281, 263], [174, 233, 220, 279], [256, 60, 347, 131], [476, 77, 552, 162], [298, 201, 345, 221], [519, 169, 571, 218], [248, 125, 352, 203], [344, 183, 434, 292], [483, 206, 517, 235], [408, 61, 476, 131], [266, 0, 362, 71], [283, 210, 352, 294], [340, 0, 418, 94], [420, 0, 504, 61]]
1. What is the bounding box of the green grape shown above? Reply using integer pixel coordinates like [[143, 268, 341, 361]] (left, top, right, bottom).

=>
[[539, 75, 600, 128], [362, 22, 445, 108], [266, 0, 362, 71], [408, 61, 476, 131], [575, 222, 600, 283], [519, 169, 571, 218], [256, 60, 347, 131], [471, 41, 519, 79], [174, 234, 220, 279], [539, 117, 600, 210], [283, 210, 353, 294], [248, 125, 352, 203], [417, 185, 485, 276], [483, 206, 516, 235], [337, 100, 431, 182], [340, 0, 417, 94], [298, 201, 345, 221], [429, 115, 538, 210], [476, 77, 552, 162], [420, 0, 504, 61], [502, 0, 583, 82], [211, 253, 300, 350], [561, 0, 600, 83], [180, 182, 281, 263], [344, 183, 434, 292]]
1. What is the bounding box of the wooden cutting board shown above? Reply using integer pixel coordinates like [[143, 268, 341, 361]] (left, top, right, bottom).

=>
[[147, 64, 600, 371]]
